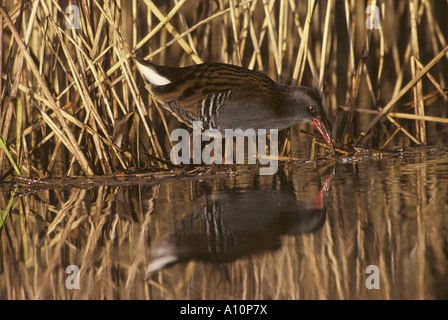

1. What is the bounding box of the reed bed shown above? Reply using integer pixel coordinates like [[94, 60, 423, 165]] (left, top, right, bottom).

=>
[[0, 0, 447, 179]]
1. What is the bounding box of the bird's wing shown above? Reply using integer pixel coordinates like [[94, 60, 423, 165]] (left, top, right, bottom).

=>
[[136, 60, 279, 115]]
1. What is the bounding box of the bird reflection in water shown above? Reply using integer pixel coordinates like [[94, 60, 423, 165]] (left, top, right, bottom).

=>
[[146, 169, 334, 278]]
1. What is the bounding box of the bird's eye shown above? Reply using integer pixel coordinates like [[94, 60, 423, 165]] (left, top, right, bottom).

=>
[[307, 106, 316, 113]]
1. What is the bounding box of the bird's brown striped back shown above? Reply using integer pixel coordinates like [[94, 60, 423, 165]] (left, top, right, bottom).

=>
[[148, 62, 283, 115]]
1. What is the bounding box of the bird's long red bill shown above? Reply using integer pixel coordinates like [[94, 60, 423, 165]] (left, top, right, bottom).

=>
[[312, 118, 335, 155]]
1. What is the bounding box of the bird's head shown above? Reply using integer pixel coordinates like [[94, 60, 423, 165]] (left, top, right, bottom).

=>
[[286, 87, 335, 154]]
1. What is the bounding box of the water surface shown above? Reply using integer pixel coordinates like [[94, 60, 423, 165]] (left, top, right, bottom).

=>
[[1, 146, 447, 299]]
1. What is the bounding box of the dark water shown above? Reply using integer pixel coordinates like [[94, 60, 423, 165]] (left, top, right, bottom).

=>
[[1, 146, 448, 299]]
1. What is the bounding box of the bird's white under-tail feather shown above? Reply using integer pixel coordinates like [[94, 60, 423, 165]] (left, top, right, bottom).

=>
[[135, 60, 171, 86]]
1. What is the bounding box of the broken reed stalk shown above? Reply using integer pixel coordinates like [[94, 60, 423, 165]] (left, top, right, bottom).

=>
[[318, 0, 333, 92], [409, 0, 426, 144], [340, 105, 448, 124], [292, 0, 316, 85], [0, 134, 21, 176]]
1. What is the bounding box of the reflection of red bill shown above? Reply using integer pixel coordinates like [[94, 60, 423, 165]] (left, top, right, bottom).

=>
[[312, 118, 335, 154], [315, 172, 334, 209]]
